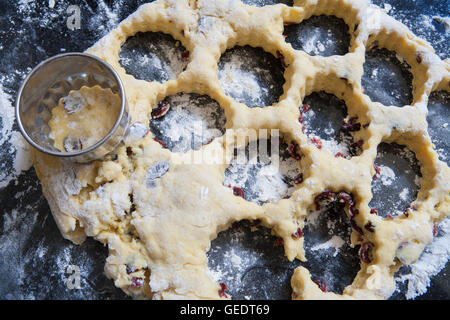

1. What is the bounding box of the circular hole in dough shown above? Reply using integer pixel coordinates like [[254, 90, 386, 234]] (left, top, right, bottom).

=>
[[218, 45, 286, 108], [119, 31, 189, 83], [427, 90, 449, 165], [207, 220, 294, 300], [301, 91, 358, 157], [370, 142, 422, 219], [303, 198, 360, 294], [284, 15, 351, 57], [362, 47, 413, 107], [223, 136, 302, 205], [240, 0, 293, 7], [149, 93, 226, 153]]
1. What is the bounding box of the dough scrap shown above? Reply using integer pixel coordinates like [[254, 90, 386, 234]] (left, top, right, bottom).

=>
[[31, 0, 449, 300]]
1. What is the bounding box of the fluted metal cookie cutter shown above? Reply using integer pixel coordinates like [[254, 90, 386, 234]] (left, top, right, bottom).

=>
[[16, 52, 129, 163]]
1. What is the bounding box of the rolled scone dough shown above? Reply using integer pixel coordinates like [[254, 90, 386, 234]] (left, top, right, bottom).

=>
[[31, 0, 449, 300]]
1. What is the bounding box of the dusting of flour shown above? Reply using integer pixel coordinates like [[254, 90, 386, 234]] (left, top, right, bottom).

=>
[[396, 218, 450, 299], [0, 83, 32, 188]]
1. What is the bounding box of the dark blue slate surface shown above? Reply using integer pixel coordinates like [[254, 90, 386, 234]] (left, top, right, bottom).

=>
[[0, 0, 448, 300]]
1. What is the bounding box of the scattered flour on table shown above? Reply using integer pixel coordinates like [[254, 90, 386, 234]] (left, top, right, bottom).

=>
[[88, 1, 122, 36], [17, 0, 67, 28], [223, 147, 299, 205], [398, 188, 409, 201], [150, 93, 226, 153], [378, 165, 396, 186], [302, 108, 352, 157], [396, 217, 450, 299], [218, 54, 266, 107], [0, 207, 39, 299], [0, 83, 32, 188], [372, 1, 449, 60], [310, 235, 346, 257], [120, 38, 188, 82], [381, 3, 392, 14], [17, 0, 122, 37], [432, 16, 450, 35]]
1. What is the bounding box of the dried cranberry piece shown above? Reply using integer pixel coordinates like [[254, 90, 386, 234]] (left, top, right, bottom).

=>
[[298, 113, 305, 127], [218, 282, 228, 298], [310, 137, 322, 149], [433, 224, 438, 237], [370, 208, 378, 215], [350, 218, 364, 235], [181, 50, 190, 61], [126, 147, 133, 157], [335, 152, 349, 159], [313, 280, 327, 293], [364, 221, 375, 232], [342, 117, 361, 132], [153, 138, 167, 147], [273, 238, 283, 247], [317, 191, 336, 202], [416, 54, 422, 64], [151, 100, 170, 119], [337, 192, 352, 208], [301, 104, 310, 112], [292, 228, 303, 239], [314, 191, 336, 210], [287, 142, 302, 160], [360, 242, 374, 263], [202, 139, 213, 146], [298, 109, 306, 131], [316, 191, 336, 201], [232, 186, 245, 198], [130, 277, 144, 288], [348, 203, 359, 217], [403, 208, 410, 217], [372, 165, 381, 182], [293, 173, 304, 185], [276, 50, 288, 68], [374, 164, 381, 174]]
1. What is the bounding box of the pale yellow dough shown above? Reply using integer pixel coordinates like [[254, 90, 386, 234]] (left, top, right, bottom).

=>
[[31, 0, 449, 300], [49, 86, 121, 152]]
